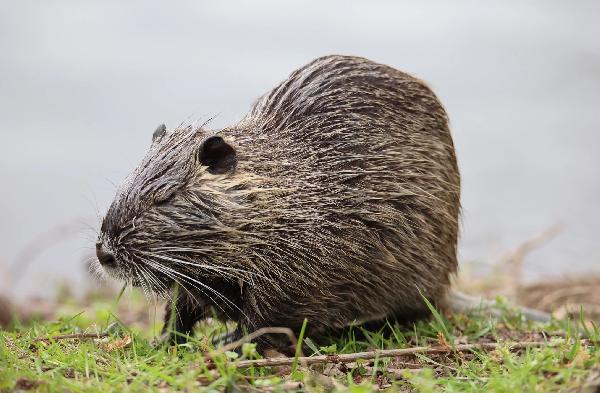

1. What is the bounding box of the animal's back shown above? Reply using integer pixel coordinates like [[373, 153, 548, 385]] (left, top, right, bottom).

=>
[[226, 55, 460, 332]]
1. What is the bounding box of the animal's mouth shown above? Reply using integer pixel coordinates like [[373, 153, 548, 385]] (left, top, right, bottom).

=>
[[93, 255, 123, 281], [94, 257, 161, 292], [96, 241, 118, 269], [93, 240, 176, 296], [94, 240, 135, 283]]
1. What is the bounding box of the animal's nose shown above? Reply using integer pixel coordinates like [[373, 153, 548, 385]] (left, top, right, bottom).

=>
[[96, 242, 116, 267]]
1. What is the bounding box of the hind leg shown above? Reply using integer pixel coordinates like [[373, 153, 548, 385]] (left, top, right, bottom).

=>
[[222, 309, 309, 356], [210, 325, 285, 357], [309, 308, 433, 347], [211, 328, 244, 349]]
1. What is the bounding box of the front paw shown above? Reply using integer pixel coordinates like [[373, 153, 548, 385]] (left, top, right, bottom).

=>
[[156, 328, 190, 347]]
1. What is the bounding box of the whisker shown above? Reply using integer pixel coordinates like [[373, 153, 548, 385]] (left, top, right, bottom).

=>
[[143, 252, 247, 280], [148, 262, 224, 323], [139, 257, 214, 314], [144, 259, 242, 322], [139, 262, 172, 302], [133, 264, 153, 303]]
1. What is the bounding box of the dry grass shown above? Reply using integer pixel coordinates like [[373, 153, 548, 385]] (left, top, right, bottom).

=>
[[457, 225, 600, 323]]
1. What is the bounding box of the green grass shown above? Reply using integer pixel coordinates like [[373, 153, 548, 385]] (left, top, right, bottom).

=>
[[0, 291, 598, 392]]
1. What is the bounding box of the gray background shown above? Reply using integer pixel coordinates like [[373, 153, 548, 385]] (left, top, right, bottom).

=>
[[1, 0, 599, 298]]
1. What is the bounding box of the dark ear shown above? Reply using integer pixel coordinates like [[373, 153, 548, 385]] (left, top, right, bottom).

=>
[[198, 136, 237, 174], [152, 124, 167, 143]]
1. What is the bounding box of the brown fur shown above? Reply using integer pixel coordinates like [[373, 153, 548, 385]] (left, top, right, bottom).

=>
[[95, 55, 461, 352]]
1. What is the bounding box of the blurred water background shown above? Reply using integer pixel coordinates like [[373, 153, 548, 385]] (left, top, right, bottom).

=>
[[1, 0, 598, 299]]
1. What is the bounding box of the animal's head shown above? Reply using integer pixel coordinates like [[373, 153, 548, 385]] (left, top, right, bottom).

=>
[[94, 124, 241, 294]]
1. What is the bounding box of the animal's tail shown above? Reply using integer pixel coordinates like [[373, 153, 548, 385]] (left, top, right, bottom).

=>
[[446, 290, 551, 322]]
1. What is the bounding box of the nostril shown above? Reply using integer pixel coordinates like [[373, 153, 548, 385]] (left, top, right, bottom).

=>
[[96, 242, 116, 267]]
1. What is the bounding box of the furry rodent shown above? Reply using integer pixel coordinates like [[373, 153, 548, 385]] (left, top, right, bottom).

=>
[[96, 55, 462, 352]]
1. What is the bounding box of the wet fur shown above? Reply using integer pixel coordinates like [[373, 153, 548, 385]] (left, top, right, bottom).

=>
[[97, 55, 461, 352]]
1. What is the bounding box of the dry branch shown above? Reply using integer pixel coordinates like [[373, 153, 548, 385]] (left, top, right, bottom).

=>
[[501, 224, 562, 300], [216, 327, 300, 354], [233, 341, 556, 368], [33, 332, 109, 342]]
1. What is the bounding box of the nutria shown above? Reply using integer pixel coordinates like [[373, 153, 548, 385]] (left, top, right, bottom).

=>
[[95, 55, 489, 352]]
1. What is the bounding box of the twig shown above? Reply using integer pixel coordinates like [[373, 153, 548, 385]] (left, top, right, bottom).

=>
[[261, 381, 303, 392], [33, 332, 109, 342], [538, 286, 596, 310], [217, 327, 301, 356], [501, 224, 562, 300], [234, 341, 555, 368]]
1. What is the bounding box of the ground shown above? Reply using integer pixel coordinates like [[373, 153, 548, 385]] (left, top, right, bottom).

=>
[[1, 286, 599, 392], [2, 228, 600, 391]]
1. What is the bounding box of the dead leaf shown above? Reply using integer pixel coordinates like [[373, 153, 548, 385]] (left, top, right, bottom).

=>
[[437, 331, 450, 350], [15, 377, 40, 390], [101, 335, 132, 352]]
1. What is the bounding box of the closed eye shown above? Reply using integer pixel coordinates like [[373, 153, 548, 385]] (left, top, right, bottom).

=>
[[154, 189, 177, 206]]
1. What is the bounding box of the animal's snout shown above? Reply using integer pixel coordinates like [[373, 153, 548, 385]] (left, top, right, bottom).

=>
[[96, 242, 116, 267]]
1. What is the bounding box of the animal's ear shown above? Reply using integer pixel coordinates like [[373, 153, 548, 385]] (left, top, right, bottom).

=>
[[152, 124, 167, 143], [198, 136, 237, 174]]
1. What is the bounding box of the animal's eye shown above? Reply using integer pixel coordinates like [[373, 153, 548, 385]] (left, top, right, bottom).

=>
[[154, 189, 176, 206]]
